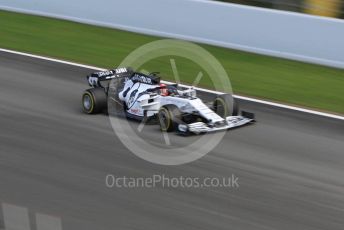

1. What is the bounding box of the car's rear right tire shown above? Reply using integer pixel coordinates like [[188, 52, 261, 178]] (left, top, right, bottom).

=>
[[82, 88, 107, 114]]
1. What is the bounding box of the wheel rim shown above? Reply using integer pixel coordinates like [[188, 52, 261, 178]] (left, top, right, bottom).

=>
[[214, 99, 226, 118], [83, 94, 92, 110], [159, 110, 169, 131]]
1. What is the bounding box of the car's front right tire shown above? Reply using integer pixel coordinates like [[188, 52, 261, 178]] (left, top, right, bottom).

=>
[[158, 105, 182, 132], [82, 88, 107, 114]]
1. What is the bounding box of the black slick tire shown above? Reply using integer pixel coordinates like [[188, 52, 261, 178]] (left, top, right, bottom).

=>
[[82, 88, 107, 114], [158, 104, 182, 132], [213, 94, 238, 117]]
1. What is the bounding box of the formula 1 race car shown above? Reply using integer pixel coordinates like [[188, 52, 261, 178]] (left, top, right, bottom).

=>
[[81, 67, 254, 134]]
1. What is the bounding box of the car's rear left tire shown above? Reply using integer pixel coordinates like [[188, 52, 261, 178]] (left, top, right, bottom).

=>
[[82, 88, 107, 114]]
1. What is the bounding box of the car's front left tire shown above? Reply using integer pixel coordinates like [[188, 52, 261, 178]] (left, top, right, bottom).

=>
[[82, 88, 107, 114], [213, 94, 238, 118]]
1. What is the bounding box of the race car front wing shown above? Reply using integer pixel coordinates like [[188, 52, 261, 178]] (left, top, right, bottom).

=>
[[177, 112, 255, 134]]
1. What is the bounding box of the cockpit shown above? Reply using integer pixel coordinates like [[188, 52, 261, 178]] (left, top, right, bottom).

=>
[[159, 83, 196, 98]]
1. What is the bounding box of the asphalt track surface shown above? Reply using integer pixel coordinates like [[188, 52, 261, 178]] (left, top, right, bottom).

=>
[[0, 51, 343, 230]]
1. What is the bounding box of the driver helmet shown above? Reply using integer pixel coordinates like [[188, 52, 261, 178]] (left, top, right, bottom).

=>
[[160, 83, 168, 96]]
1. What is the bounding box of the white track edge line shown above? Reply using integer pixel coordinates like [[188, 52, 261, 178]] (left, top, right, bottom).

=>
[[1, 48, 343, 121]]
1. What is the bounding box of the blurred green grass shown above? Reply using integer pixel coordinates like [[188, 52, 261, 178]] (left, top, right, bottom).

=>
[[0, 10, 343, 114]]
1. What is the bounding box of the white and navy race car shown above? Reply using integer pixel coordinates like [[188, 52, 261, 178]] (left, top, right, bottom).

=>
[[82, 67, 254, 134]]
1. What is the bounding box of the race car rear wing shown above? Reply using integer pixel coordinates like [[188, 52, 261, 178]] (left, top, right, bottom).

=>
[[87, 67, 161, 87], [87, 67, 133, 87]]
